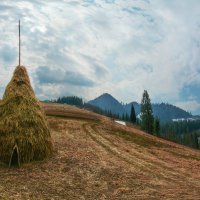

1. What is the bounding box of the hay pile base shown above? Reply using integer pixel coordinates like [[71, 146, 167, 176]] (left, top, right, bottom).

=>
[[0, 66, 52, 166]]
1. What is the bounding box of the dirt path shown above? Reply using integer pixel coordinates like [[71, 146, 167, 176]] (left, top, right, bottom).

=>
[[82, 121, 200, 198]]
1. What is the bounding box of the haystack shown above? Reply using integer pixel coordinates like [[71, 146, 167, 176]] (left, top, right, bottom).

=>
[[0, 66, 53, 166]]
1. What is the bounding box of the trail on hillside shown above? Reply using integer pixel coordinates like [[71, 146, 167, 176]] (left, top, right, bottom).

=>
[[82, 122, 200, 189]]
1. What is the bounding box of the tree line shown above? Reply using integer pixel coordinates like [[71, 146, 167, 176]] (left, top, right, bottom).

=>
[[51, 96, 132, 121], [56, 96, 84, 107], [50, 93, 199, 150], [160, 120, 200, 149], [139, 90, 199, 149]]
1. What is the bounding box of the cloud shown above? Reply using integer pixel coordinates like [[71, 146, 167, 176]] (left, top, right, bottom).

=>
[[36, 66, 95, 87], [176, 100, 200, 113], [80, 54, 110, 80], [0, 0, 200, 114], [0, 45, 17, 64]]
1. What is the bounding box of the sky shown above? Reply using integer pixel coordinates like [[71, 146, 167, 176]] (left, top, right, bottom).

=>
[[0, 0, 200, 114]]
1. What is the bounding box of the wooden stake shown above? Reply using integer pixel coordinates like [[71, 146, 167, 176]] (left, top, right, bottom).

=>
[[19, 20, 21, 66]]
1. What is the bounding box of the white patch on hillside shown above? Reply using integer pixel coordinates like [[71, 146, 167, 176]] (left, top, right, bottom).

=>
[[115, 120, 126, 126]]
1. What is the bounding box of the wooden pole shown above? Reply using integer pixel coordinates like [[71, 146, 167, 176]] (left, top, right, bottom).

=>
[[19, 20, 21, 66]]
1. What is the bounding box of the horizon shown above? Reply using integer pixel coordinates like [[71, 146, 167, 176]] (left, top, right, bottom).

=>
[[0, 1, 200, 114], [45, 92, 194, 116]]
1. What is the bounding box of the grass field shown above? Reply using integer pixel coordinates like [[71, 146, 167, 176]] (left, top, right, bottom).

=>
[[0, 103, 200, 199]]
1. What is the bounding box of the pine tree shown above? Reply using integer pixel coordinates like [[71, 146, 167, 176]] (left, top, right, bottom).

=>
[[153, 117, 160, 136], [192, 132, 199, 149], [125, 113, 130, 121], [140, 90, 154, 134], [130, 104, 136, 124], [122, 113, 125, 121]]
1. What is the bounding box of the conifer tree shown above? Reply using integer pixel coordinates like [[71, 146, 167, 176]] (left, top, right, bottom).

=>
[[153, 117, 160, 136], [140, 90, 154, 134], [122, 113, 125, 121], [192, 132, 199, 149], [130, 104, 136, 124], [125, 113, 130, 121]]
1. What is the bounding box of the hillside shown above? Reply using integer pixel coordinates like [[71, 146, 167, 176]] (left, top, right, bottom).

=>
[[89, 93, 192, 123], [0, 103, 199, 199]]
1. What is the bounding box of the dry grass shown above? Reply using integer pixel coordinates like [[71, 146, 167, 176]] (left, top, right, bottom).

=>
[[0, 66, 52, 165], [0, 103, 199, 199]]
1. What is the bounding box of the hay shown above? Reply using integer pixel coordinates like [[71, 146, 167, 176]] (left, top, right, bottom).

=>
[[0, 66, 53, 165]]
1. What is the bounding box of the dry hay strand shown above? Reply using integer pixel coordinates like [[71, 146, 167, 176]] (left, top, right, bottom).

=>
[[0, 66, 53, 166]]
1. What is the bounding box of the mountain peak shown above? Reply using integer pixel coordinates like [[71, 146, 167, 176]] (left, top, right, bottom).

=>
[[92, 93, 120, 103], [101, 93, 114, 98], [88, 93, 124, 114]]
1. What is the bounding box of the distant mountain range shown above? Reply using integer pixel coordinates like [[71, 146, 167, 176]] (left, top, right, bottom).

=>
[[88, 93, 192, 124]]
